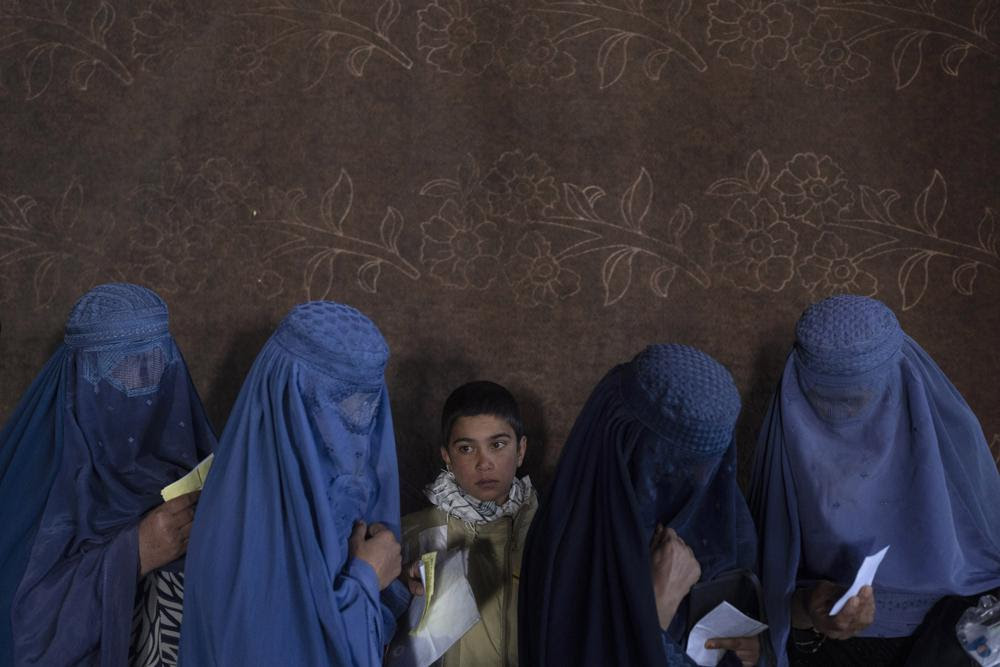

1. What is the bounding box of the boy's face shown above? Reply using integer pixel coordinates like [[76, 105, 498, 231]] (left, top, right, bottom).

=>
[[441, 414, 526, 503]]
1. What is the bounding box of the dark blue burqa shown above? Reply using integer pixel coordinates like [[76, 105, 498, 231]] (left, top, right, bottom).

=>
[[519, 344, 757, 666], [0, 283, 215, 666], [179, 301, 407, 666], [750, 295, 1000, 666]]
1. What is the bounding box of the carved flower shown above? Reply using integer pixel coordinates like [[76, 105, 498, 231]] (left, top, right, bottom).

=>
[[707, 0, 793, 69], [499, 15, 576, 87], [798, 232, 877, 297], [420, 200, 503, 288], [184, 158, 258, 223], [417, 1, 509, 75], [217, 27, 281, 91], [773, 153, 854, 225], [482, 150, 559, 223], [793, 15, 871, 89], [130, 202, 213, 293], [506, 231, 580, 307], [710, 199, 798, 291]]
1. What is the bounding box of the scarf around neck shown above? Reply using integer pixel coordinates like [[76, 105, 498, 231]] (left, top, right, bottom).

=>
[[425, 470, 532, 526]]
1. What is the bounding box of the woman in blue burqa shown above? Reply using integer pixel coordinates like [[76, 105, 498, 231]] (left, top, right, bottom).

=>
[[750, 295, 1000, 665], [519, 344, 762, 666], [179, 301, 409, 666], [0, 283, 215, 666]]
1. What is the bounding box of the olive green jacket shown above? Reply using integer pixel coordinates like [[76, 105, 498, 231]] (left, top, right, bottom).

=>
[[400, 491, 538, 667]]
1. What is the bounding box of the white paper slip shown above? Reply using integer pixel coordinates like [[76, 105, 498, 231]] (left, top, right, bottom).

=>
[[386, 548, 480, 667], [829, 545, 890, 616], [685, 601, 768, 667]]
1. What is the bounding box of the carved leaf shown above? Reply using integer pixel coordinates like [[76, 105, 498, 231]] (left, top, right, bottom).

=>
[[357, 260, 382, 293], [597, 32, 632, 90], [420, 179, 461, 198], [745, 150, 770, 194], [0, 193, 36, 230], [70, 60, 98, 91], [891, 30, 928, 90], [860, 185, 891, 224], [898, 250, 934, 311], [347, 45, 374, 78], [91, 1, 115, 45], [576, 187, 600, 208], [643, 49, 671, 81], [321, 169, 352, 234], [24, 43, 58, 101], [666, 204, 693, 245], [601, 246, 638, 306], [952, 262, 978, 296], [666, 0, 693, 29], [375, 0, 402, 36], [620, 168, 652, 232], [977, 208, 997, 255], [57, 177, 83, 231], [650, 264, 676, 298], [940, 43, 970, 76], [565, 183, 601, 222], [973, 0, 1000, 36], [706, 178, 753, 197], [913, 170, 946, 237], [305, 250, 338, 300], [303, 33, 334, 89], [34, 253, 60, 307], [379, 206, 404, 253]]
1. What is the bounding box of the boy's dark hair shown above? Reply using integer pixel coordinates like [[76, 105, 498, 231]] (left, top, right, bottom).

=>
[[440, 381, 524, 447]]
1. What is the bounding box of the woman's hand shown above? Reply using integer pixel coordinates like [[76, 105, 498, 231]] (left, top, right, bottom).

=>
[[138, 491, 199, 576], [650, 524, 701, 630], [399, 558, 425, 596], [705, 636, 760, 666], [348, 521, 401, 590], [799, 581, 875, 639]]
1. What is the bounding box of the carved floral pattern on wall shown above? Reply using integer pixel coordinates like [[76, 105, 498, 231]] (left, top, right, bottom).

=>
[[2, 0, 999, 485]]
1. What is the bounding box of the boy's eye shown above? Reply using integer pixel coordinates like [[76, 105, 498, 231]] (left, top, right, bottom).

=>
[[491, 440, 507, 449], [458, 445, 474, 454]]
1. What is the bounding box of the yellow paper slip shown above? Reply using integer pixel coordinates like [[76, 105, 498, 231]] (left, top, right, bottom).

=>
[[412, 551, 437, 635], [161, 454, 214, 501]]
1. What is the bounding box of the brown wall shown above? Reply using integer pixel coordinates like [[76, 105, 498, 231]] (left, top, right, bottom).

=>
[[2, 0, 998, 512]]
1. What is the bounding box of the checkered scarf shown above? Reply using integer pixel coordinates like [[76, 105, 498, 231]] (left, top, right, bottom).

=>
[[424, 470, 532, 526]]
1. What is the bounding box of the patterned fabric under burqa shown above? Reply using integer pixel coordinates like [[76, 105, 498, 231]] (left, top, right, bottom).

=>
[[519, 344, 757, 666], [179, 301, 409, 666], [0, 283, 216, 666], [750, 295, 1000, 666]]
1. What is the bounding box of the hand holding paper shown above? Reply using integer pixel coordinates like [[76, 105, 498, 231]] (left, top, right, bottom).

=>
[[686, 602, 767, 667], [830, 545, 889, 616], [161, 454, 214, 501]]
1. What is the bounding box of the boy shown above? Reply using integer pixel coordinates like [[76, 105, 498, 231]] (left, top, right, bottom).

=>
[[396, 381, 537, 666]]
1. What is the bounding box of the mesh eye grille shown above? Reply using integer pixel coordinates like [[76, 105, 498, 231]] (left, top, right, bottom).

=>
[[800, 377, 888, 423], [107, 346, 167, 396], [337, 391, 381, 435]]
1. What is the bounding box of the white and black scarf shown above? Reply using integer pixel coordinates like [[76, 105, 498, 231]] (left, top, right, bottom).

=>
[[424, 470, 532, 526]]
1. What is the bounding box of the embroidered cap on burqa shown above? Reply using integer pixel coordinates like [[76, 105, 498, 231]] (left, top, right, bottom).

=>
[[622, 343, 741, 456], [273, 301, 389, 385], [794, 294, 903, 376], [64, 283, 170, 347]]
